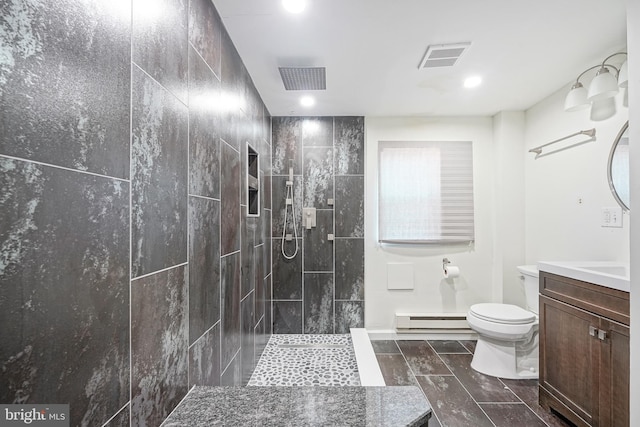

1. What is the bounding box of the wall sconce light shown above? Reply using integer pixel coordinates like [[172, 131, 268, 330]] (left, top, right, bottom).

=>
[[618, 59, 629, 88], [564, 52, 627, 112]]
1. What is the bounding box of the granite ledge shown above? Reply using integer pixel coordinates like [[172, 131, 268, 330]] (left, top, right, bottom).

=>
[[162, 386, 431, 426]]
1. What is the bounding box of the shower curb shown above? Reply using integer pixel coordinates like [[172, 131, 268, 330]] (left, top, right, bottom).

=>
[[350, 328, 385, 386]]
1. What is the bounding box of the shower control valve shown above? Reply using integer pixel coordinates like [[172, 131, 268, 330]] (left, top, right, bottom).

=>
[[303, 207, 316, 230]]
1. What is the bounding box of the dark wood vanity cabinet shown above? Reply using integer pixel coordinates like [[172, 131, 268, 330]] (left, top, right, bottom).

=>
[[539, 271, 629, 427]]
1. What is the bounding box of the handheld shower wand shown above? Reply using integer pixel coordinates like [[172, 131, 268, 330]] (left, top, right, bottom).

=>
[[288, 159, 294, 183], [282, 160, 299, 259]]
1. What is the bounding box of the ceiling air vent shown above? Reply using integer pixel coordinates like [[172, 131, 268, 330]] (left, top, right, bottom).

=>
[[278, 67, 326, 90], [418, 42, 471, 69]]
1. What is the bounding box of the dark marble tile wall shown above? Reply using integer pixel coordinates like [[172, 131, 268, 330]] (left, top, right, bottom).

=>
[[0, 0, 131, 179], [131, 266, 189, 426], [271, 117, 364, 334], [221, 253, 241, 373], [273, 300, 303, 334], [241, 206, 257, 299], [272, 238, 303, 299], [105, 405, 131, 427], [219, 354, 242, 386], [241, 292, 256, 385], [133, 0, 188, 103], [335, 238, 364, 299], [303, 147, 333, 209], [1, 0, 271, 426], [131, 66, 188, 278], [188, 197, 220, 344], [272, 117, 302, 175], [188, 44, 221, 199], [0, 158, 130, 425], [304, 273, 334, 334], [304, 209, 334, 271], [189, 323, 221, 387]]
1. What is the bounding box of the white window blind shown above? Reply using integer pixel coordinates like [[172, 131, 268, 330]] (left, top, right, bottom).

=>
[[378, 141, 474, 244]]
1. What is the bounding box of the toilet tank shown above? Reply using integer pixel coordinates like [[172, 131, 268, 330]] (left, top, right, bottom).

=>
[[517, 265, 539, 314]]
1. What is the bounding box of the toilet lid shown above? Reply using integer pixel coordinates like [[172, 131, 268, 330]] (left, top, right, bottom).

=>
[[470, 303, 536, 324]]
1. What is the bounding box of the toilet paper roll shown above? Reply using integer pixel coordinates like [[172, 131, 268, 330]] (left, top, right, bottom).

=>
[[444, 266, 460, 279]]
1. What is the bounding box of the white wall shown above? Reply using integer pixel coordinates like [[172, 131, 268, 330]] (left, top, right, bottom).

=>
[[364, 117, 513, 332], [493, 112, 527, 306], [364, 65, 630, 335], [626, 1, 639, 424], [524, 81, 629, 264]]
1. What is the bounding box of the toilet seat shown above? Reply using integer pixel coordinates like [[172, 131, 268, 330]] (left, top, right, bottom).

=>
[[469, 303, 536, 325], [467, 304, 538, 342]]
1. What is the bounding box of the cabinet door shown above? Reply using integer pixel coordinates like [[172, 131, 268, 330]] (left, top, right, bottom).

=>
[[598, 319, 630, 427], [539, 295, 600, 426]]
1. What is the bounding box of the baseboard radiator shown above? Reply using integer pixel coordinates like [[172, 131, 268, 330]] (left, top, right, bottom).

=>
[[395, 313, 470, 333]]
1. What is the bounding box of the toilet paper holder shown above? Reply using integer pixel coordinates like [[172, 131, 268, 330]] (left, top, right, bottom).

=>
[[442, 258, 460, 279]]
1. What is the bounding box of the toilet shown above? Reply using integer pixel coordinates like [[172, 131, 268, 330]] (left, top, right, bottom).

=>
[[466, 265, 539, 379]]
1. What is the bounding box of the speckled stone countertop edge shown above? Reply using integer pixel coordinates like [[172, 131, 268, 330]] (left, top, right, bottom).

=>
[[162, 386, 432, 427]]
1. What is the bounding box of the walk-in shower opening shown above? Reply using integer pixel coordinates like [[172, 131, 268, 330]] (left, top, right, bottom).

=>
[[248, 330, 385, 387]]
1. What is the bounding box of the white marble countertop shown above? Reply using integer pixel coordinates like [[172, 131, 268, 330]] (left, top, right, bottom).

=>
[[537, 261, 630, 292]]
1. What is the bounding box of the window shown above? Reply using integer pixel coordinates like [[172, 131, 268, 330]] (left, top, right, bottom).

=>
[[378, 141, 474, 243]]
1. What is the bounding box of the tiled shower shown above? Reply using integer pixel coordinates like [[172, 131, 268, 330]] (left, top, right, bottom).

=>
[[1, 0, 366, 426], [1, 0, 271, 425], [271, 117, 365, 334]]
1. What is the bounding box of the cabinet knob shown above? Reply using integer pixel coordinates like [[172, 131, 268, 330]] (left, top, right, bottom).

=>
[[598, 329, 607, 341], [589, 326, 597, 337]]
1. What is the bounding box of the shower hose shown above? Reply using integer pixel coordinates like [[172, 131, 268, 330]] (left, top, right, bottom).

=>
[[281, 179, 299, 260]]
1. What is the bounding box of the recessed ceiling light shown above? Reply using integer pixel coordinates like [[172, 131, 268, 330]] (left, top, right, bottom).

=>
[[464, 76, 482, 89], [300, 96, 315, 107], [282, 0, 306, 14]]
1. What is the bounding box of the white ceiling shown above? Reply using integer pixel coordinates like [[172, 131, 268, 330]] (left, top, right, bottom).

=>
[[212, 0, 627, 117]]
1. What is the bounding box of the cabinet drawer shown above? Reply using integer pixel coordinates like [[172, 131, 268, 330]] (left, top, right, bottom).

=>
[[539, 272, 629, 326]]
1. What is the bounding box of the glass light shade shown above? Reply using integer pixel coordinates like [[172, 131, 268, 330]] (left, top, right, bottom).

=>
[[587, 67, 619, 102], [564, 83, 589, 112], [618, 60, 628, 88]]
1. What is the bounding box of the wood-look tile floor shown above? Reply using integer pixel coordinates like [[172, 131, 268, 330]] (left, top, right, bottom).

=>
[[372, 340, 575, 427]]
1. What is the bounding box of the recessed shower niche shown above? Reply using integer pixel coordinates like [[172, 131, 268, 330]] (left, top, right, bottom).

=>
[[247, 143, 260, 216]]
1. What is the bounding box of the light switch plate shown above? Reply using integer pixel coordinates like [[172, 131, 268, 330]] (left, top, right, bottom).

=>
[[601, 206, 623, 228], [601, 208, 611, 226]]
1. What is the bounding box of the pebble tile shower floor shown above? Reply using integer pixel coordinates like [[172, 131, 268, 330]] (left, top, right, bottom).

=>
[[248, 334, 360, 386]]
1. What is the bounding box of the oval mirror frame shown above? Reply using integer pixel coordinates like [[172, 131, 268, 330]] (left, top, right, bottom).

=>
[[607, 121, 630, 211]]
